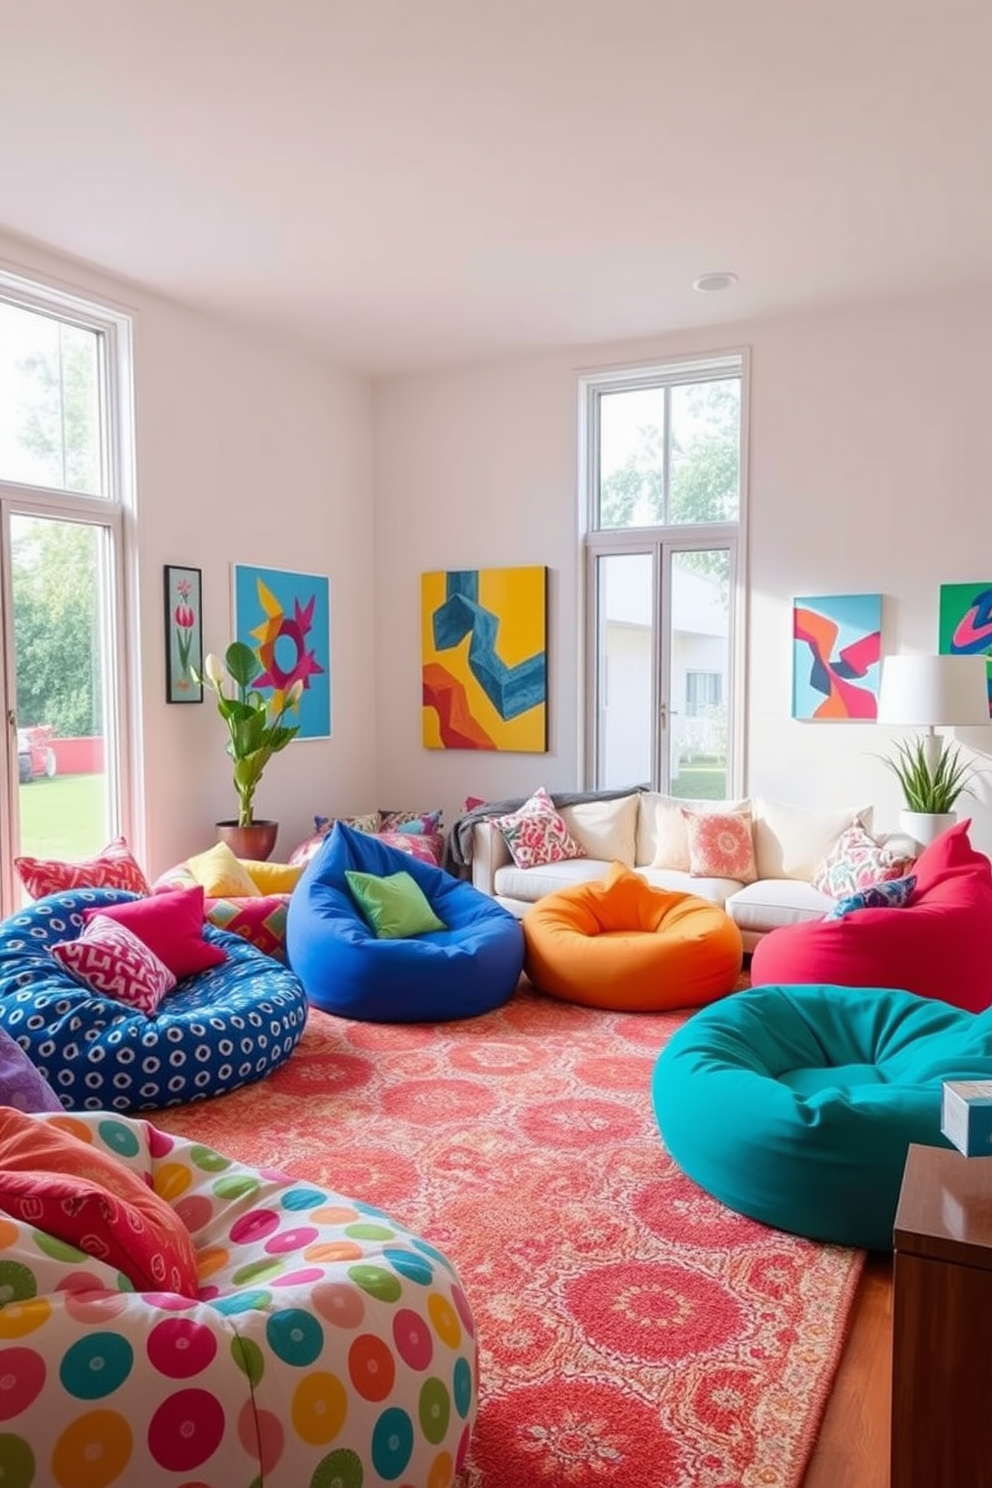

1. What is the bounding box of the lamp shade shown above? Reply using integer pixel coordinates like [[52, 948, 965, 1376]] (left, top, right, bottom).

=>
[[877, 654, 990, 727]]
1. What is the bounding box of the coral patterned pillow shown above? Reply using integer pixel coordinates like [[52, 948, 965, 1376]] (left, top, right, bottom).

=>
[[51, 915, 176, 1014], [681, 808, 757, 884], [15, 835, 150, 899], [493, 787, 587, 871], [0, 1108, 198, 1294], [812, 824, 916, 900]]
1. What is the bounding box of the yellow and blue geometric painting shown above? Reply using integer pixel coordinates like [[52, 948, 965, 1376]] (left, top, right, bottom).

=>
[[421, 566, 548, 751]]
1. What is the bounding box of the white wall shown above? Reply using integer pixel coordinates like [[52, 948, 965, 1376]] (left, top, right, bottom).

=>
[[374, 287, 992, 853], [0, 232, 377, 878]]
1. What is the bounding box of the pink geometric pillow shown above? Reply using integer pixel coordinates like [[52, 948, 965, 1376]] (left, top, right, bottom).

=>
[[812, 824, 916, 900], [14, 835, 150, 900], [51, 915, 176, 1015], [493, 787, 587, 871], [681, 808, 757, 883]]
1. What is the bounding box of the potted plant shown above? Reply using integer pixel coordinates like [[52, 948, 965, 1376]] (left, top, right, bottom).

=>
[[193, 641, 303, 860], [882, 736, 978, 846]]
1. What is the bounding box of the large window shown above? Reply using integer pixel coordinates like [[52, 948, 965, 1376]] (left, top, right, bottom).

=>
[[581, 353, 746, 798], [0, 273, 136, 908]]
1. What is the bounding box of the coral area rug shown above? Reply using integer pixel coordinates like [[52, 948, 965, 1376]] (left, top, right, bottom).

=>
[[155, 980, 864, 1488]]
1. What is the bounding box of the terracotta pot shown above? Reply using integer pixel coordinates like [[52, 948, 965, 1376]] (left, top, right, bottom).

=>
[[216, 820, 279, 862]]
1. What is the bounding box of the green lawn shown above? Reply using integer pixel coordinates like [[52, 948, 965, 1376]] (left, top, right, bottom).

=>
[[18, 772, 108, 859], [672, 765, 728, 800]]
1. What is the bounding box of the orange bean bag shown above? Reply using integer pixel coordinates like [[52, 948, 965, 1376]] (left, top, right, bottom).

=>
[[523, 861, 744, 1010]]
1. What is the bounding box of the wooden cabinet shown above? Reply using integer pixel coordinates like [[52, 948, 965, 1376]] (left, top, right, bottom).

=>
[[891, 1142, 992, 1488]]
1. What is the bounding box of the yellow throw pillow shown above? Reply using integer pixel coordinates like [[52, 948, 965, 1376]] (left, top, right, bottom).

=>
[[240, 859, 304, 895], [185, 841, 261, 898]]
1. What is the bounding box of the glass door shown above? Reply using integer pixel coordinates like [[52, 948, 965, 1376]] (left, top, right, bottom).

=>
[[4, 510, 120, 889], [591, 541, 735, 795], [666, 547, 732, 799]]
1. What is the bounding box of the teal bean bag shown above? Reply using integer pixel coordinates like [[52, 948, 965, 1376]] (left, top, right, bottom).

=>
[[653, 983, 992, 1250]]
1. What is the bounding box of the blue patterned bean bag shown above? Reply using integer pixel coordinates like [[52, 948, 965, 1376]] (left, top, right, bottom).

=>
[[0, 888, 308, 1111], [287, 822, 524, 1021]]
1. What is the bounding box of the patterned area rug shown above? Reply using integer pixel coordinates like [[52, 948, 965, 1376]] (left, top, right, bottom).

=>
[[155, 978, 864, 1488]]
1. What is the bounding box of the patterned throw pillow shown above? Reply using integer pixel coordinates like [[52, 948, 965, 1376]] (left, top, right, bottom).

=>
[[0, 1107, 198, 1294], [812, 824, 915, 900], [51, 914, 177, 1014], [376, 831, 445, 866], [289, 813, 382, 868], [14, 835, 150, 900], [492, 787, 587, 871], [379, 809, 443, 836], [824, 874, 918, 920], [681, 808, 757, 883]]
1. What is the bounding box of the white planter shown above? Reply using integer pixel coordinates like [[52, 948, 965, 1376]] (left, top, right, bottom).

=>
[[899, 810, 957, 848]]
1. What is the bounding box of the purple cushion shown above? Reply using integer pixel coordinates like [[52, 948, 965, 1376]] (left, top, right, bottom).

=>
[[0, 1026, 62, 1112]]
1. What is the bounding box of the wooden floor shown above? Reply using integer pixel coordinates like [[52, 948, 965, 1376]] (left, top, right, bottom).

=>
[[802, 1252, 893, 1488]]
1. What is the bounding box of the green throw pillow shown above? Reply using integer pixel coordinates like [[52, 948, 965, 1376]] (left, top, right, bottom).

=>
[[345, 869, 447, 939]]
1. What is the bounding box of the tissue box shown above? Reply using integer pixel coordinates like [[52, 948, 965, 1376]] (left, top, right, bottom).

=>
[[941, 1080, 992, 1157]]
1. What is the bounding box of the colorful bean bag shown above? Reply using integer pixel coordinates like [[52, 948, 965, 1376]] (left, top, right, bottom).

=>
[[0, 888, 308, 1111], [523, 862, 743, 1010], [653, 980, 992, 1250], [0, 1109, 477, 1487], [750, 821, 992, 1011], [286, 823, 524, 1022]]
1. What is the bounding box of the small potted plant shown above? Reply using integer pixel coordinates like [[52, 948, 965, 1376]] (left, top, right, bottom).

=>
[[193, 641, 303, 860], [882, 736, 978, 847]]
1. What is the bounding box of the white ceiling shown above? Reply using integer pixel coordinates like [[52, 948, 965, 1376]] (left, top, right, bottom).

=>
[[1, 0, 990, 377]]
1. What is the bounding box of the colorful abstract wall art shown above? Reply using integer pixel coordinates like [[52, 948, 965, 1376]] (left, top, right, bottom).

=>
[[232, 564, 331, 739], [792, 593, 882, 720], [421, 566, 548, 751], [938, 581, 992, 718]]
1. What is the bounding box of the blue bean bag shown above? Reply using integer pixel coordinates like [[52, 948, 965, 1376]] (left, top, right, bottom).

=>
[[653, 982, 992, 1250], [286, 822, 524, 1021], [0, 888, 308, 1111]]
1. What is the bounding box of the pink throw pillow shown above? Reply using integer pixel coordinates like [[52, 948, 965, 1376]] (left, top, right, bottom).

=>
[[51, 915, 176, 1015], [493, 787, 587, 871], [0, 1109, 198, 1294], [681, 808, 757, 883], [812, 824, 915, 899], [90, 885, 227, 978], [15, 835, 150, 900]]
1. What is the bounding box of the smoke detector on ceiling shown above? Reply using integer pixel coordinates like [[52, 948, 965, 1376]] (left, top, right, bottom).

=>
[[692, 271, 740, 293]]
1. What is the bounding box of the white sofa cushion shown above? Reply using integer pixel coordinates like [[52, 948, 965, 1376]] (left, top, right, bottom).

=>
[[494, 857, 610, 902], [638, 866, 743, 907], [724, 878, 834, 932], [560, 792, 639, 866], [752, 798, 873, 882]]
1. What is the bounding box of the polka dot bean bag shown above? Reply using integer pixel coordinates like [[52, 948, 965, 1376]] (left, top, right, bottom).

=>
[[0, 1110, 477, 1487], [523, 862, 744, 1009], [0, 888, 308, 1111]]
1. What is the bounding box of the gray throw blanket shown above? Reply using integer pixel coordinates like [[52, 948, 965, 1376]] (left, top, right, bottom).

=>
[[444, 784, 648, 877]]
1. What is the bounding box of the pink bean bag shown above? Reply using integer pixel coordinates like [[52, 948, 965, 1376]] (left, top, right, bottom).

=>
[[750, 821, 992, 1012]]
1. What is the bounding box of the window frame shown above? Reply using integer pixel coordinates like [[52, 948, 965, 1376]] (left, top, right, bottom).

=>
[[578, 349, 749, 794], [0, 267, 139, 907]]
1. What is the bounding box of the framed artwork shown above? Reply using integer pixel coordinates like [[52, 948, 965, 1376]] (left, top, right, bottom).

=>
[[164, 565, 203, 703], [421, 565, 548, 751], [232, 564, 331, 738], [938, 581, 992, 718], [792, 593, 882, 720]]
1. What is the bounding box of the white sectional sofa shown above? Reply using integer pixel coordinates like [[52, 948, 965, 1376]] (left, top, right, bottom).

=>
[[468, 791, 915, 951]]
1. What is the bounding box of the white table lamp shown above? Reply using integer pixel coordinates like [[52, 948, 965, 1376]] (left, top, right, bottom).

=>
[[877, 654, 990, 772]]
